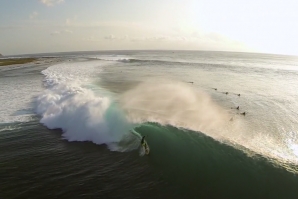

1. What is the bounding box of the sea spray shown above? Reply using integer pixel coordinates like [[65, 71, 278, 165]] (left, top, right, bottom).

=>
[[118, 78, 236, 140]]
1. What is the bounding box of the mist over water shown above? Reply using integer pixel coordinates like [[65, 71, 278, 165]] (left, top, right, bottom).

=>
[[119, 79, 235, 137]]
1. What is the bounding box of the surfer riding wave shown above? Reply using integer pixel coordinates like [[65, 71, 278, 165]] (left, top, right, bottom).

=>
[[130, 130, 150, 155], [141, 136, 146, 145], [140, 135, 150, 155]]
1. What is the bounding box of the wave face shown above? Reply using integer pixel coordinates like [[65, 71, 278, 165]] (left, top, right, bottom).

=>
[[133, 123, 298, 199], [35, 61, 140, 151]]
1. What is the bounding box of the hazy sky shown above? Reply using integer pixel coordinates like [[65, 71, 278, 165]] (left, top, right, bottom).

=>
[[1, 0, 298, 56]]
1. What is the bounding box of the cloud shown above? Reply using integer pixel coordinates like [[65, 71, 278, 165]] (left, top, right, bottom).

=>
[[39, 0, 64, 7], [29, 12, 38, 19], [63, 29, 73, 34], [50, 31, 61, 35], [83, 36, 99, 42], [129, 35, 188, 42], [104, 34, 128, 41], [63, 20, 147, 31], [65, 16, 78, 26], [83, 35, 129, 42], [50, 29, 72, 36], [104, 34, 116, 40], [66, 19, 71, 26], [0, 25, 25, 30]]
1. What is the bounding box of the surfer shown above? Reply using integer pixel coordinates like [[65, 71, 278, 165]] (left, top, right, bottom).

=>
[[231, 106, 239, 110], [141, 135, 150, 155], [130, 130, 150, 155], [141, 136, 146, 146]]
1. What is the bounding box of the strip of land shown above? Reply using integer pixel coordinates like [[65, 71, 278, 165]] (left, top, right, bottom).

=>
[[0, 58, 37, 66]]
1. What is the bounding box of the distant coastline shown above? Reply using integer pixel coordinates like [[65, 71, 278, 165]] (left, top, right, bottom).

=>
[[0, 57, 64, 67], [0, 58, 37, 66]]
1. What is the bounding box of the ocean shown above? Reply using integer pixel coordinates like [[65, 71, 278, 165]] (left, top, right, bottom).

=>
[[1, 50, 298, 199]]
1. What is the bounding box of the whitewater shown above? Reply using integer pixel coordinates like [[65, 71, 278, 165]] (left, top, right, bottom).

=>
[[34, 60, 145, 153]]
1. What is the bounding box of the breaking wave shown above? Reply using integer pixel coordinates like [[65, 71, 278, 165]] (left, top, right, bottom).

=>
[[35, 61, 142, 152], [34, 59, 298, 172]]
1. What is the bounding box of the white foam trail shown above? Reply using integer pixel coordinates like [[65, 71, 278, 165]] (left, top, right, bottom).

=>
[[36, 61, 138, 151], [0, 125, 22, 132], [0, 76, 41, 124]]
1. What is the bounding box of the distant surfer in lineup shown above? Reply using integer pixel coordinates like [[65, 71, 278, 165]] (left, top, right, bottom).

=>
[[231, 106, 239, 110], [240, 112, 246, 116]]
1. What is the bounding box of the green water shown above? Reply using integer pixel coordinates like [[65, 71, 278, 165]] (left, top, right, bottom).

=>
[[135, 123, 298, 198]]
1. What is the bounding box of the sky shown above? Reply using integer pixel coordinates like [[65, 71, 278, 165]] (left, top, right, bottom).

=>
[[0, 0, 298, 56]]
